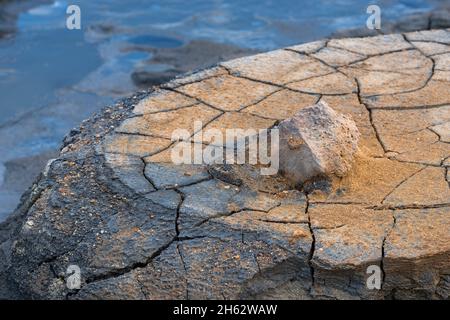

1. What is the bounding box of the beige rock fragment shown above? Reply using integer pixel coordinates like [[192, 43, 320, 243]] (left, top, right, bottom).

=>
[[278, 101, 360, 185]]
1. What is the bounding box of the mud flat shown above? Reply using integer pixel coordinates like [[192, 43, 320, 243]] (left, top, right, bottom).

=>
[[1, 1, 449, 225], [0, 30, 450, 299]]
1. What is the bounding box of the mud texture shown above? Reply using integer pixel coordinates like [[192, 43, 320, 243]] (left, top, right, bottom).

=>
[[1, 30, 449, 300]]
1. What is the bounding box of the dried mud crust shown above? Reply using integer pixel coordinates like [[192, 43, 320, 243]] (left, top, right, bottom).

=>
[[1, 30, 450, 300]]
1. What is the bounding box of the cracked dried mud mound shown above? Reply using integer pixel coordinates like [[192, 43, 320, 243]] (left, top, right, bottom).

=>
[[1, 30, 450, 300]]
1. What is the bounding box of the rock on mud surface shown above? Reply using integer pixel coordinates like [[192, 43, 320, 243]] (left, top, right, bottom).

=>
[[278, 101, 360, 186], [1, 30, 450, 300]]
